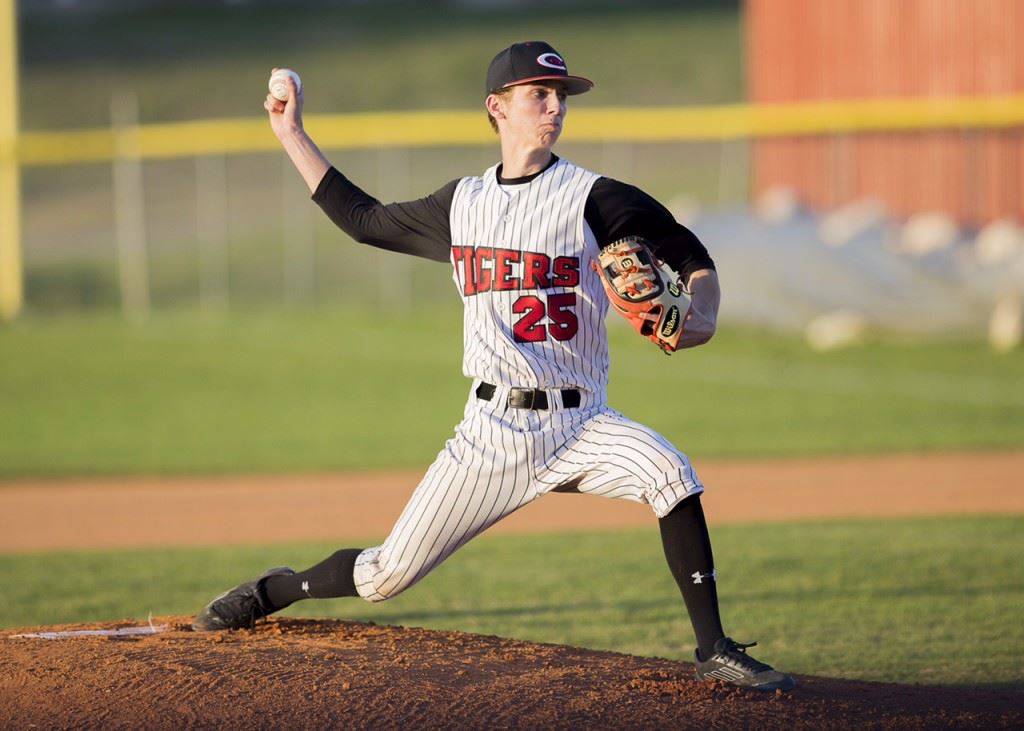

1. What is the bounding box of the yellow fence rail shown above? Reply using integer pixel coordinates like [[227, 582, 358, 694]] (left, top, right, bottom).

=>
[[9, 94, 1024, 166], [4, 92, 1024, 320]]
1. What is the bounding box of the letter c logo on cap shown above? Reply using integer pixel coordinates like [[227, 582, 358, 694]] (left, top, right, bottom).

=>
[[537, 53, 567, 71]]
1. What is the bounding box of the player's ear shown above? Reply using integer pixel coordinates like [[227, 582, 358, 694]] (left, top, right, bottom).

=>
[[485, 93, 507, 121]]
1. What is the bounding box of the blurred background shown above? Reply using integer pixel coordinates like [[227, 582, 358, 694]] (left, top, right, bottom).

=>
[[4, 0, 1022, 347]]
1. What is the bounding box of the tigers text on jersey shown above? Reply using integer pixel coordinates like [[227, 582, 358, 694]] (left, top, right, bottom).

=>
[[449, 159, 608, 395], [310, 155, 716, 287]]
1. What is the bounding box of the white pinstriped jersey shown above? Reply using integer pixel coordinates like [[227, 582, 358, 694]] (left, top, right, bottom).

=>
[[449, 159, 607, 396], [311, 157, 709, 603], [352, 161, 706, 603]]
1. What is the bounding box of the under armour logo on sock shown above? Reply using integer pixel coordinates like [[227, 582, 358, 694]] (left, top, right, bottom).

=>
[[691, 569, 717, 584], [301, 580, 311, 596]]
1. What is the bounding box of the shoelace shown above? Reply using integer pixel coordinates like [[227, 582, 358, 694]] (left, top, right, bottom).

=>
[[717, 639, 772, 672], [246, 584, 272, 629], [246, 602, 260, 630]]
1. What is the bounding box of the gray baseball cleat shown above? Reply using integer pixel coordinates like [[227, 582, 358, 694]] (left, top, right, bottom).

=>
[[192, 567, 295, 631], [694, 637, 796, 692]]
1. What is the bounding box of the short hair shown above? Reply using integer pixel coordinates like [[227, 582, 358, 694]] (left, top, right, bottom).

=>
[[486, 87, 514, 134]]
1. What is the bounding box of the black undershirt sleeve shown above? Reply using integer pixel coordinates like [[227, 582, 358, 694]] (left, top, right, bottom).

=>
[[584, 177, 715, 284], [311, 166, 456, 263]]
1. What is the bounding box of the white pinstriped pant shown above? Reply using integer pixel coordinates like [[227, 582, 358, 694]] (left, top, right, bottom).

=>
[[353, 381, 704, 602]]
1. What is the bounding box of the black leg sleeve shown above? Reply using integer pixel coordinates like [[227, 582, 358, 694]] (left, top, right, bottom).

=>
[[263, 548, 363, 610], [659, 495, 725, 658]]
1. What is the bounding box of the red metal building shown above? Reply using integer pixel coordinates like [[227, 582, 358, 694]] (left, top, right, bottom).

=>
[[746, 0, 1024, 224]]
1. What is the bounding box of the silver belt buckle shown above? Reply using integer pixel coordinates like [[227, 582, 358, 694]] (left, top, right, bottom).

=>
[[509, 388, 543, 409]]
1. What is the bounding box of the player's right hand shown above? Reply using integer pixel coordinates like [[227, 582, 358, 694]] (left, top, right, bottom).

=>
[[265, 68, 304, 141]]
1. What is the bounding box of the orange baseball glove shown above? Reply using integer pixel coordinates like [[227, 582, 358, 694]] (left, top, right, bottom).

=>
[[593, 235, 690, 354]]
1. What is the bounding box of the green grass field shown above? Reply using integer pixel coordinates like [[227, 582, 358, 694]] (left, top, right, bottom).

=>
[[4, 516, 1022, 687], [2, 310, 1022, 686], [1, 308, 1022, 477]]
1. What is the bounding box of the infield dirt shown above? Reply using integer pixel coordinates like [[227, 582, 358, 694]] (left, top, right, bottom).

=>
[[2, 617, 1022, 730], [2, 451, 1022, 552], [2, 452, 1022, 728]]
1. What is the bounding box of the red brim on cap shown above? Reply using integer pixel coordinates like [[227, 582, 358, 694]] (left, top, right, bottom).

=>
[[499, 74, 594, 95]]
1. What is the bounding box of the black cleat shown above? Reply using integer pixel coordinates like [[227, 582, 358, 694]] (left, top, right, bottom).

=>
[[192, 567, 295, 632], [695, 637, 796, 692]]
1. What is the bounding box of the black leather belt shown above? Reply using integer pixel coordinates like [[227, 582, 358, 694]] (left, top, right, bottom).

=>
[[476, 382, 581, 410]]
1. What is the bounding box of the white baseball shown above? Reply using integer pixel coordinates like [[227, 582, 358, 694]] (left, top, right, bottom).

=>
[[269, 69, 302, 101]]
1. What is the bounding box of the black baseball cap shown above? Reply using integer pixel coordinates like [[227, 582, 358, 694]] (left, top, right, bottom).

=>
[[486, 41, 594, 96]]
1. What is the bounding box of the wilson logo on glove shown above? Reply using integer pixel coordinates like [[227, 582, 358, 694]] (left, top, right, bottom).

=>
[[660, 306, 681, 339], [593, 235, 690, 354]]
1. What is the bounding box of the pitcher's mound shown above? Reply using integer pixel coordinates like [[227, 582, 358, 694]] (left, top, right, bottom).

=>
[[2, 618, 1021, 729]]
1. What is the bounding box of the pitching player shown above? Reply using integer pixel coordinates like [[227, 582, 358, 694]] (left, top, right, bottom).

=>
[[193, 41, 794, 692]]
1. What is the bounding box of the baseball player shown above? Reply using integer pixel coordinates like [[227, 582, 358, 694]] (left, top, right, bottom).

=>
[[193, 41, 794, 692]]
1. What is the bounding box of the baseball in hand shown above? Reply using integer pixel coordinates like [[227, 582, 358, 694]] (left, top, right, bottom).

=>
[[268, 69, 302, 101]]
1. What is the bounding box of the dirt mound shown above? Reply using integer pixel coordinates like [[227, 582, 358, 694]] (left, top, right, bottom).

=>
[[2, 619, 1020, 730]]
